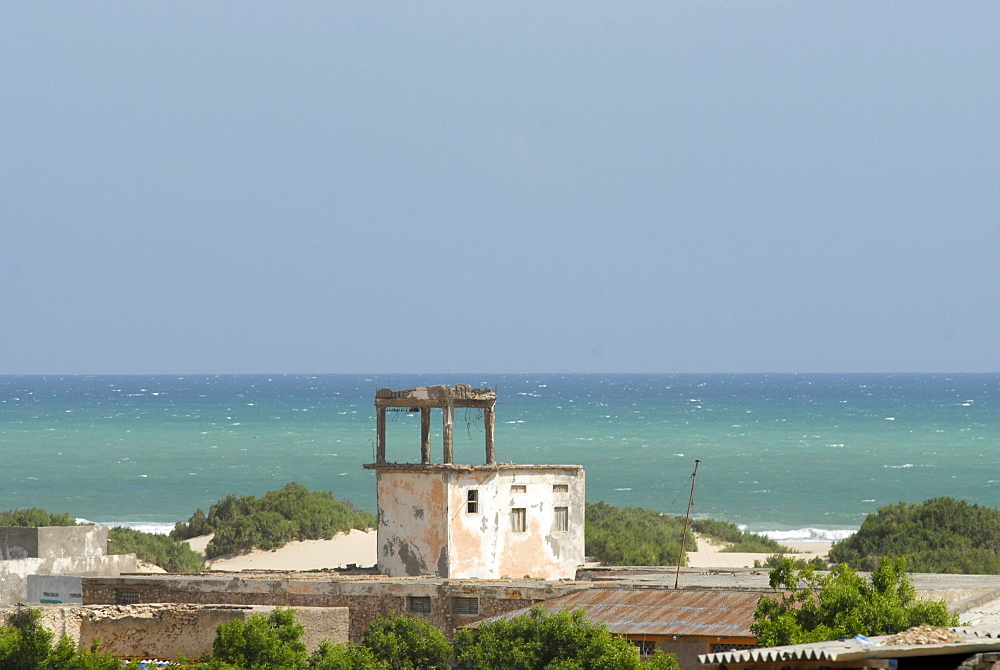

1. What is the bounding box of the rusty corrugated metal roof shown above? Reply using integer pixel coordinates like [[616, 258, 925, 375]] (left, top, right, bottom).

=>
[[699, 626, 1000, 666], [472, 589, 761, 638]]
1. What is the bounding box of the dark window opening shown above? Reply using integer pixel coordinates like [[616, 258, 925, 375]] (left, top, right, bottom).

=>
[[467, 489, 479, 514], [453, 596, 479, 615], [407, 596, 432, 614]]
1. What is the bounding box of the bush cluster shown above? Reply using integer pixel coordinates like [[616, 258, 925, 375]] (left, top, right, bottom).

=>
[[0, 508, 78, 527], [585, 501, 692, 565], [0, 607, 145, 669], [585, 501, 788, 565], [829, 497, 1000, 573], [752, 556, 958, 647], [108, 527, 205, 573], [171, 482, 377, 558], [201, 607, 676, 670]]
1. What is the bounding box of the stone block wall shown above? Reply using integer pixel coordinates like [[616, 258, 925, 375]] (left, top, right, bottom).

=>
[[0, 604, 349, 659], [83, 575, 587, 641]]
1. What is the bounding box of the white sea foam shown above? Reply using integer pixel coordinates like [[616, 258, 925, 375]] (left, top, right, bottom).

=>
[[758, 527, 856, 543], [77, 519, 178, 535]]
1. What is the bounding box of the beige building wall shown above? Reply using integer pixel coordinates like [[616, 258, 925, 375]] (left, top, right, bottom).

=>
[[375, 464, 584, 579]]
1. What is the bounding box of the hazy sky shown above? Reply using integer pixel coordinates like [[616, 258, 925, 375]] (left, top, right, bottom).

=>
[[3, 2, 998, 374]]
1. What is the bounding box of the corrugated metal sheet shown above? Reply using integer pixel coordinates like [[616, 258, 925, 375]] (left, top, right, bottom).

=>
[[700, 626, 1000, 666], [473, 589, 761, 638]]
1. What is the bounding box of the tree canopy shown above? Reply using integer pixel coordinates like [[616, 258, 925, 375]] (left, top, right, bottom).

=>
[[0, 607, 143, 670], [0, 508, 78, 527], [751, 556, 958, 647], [454, 605, 677, 670], [829, 497, 1000, 574]]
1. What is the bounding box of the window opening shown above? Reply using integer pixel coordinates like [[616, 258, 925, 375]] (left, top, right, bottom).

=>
[[553, 484, 569, 493], [467, 489, 478, 514], [115, 589, 140, 605], [511, 484, 526, 493], [407, 596, 432, 614], [511, 508, 527, 533], [554, 506, 569, 532], [453, 597, 479, 615]]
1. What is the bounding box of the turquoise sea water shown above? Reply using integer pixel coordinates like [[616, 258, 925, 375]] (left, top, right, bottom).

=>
[[2, 374, 998, 541]]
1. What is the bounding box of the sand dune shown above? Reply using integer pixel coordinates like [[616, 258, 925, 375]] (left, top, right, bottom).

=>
[[182, 530, 828, 573]]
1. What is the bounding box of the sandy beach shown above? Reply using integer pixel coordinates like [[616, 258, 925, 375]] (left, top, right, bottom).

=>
[[685, 534, 832, 569], [186, 529, 379, 571], [182, 530, 830, 572]]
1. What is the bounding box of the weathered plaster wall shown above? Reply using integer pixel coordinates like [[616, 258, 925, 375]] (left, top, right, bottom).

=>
[[0, 525, 108, 560], [375, 464, 585, 580], [0, 527, 39, 559], [376, 471, 450, 577], [0, 604, 349, 659], [1, 555, 138, 606], [493, 468, 584, 580]]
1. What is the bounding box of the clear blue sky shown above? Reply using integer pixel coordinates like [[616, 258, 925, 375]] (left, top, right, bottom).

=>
[[3, 2, 998, 374]]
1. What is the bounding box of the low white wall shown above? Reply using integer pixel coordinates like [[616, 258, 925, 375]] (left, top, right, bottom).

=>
[[0, 555, 138, 606], [28, 575, 84, 604]]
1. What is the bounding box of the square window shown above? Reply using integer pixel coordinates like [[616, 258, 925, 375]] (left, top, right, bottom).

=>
[[553, 484, 569, 493], [407, 596, 432, 614], [452, 597, 479, 615], [511, 507, 526, 533], [467, 489, 478, 514], [115, 589, 140, 605], [554, 506, 569, 532], [511, 484, 526, 493]]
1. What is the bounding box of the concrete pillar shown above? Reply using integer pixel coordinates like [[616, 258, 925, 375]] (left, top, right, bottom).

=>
[[484, 407, 496, 464], [443, 404, 454, 464], [376, 407, 386, 463], [421, 408, 431, 464]]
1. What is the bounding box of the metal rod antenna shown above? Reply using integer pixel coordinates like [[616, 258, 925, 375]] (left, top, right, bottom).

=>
[[674, 459, 700, 590]]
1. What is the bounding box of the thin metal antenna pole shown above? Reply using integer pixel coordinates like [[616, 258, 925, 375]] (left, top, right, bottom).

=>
[[674, 459, 700, 590]]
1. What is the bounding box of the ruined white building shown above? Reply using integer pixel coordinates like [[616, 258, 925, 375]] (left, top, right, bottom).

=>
[[364, 385, 585, 580]]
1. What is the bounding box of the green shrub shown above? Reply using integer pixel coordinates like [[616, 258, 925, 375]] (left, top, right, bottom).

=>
[[0, 607, 143, 669], [204, 608, 307, 670], [362, 612, 451, 670], [308, 640, 388, 670], [454, 606, 644, 669], [172, 482, 377, 558], [585, 501, 694, 565], [0, 508, 78, 527], [829, 497, 1000, 573], [108, 527, 205, 573], [752, 556, 958, 647], [585, 502, 789, 566]]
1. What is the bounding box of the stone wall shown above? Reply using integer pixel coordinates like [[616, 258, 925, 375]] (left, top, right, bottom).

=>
[[0, 604, 349, 659], [83, 574, 586, 641]]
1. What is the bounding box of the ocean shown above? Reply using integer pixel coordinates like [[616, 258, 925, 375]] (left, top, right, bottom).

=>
[[2, 373, 998, 542]]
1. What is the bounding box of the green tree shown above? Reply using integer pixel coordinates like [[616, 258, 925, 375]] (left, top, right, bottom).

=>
[[829, 497, 1000, 573], [453, 606, 645, 670], [0, 608, 141, 670], [108, 526, 205, 573], [309, 640, 389, 670], [751, 556, 958, 647], [204, 608, 308, 670], [362, 612, 451, 670], [0, 508, 78, 527]]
